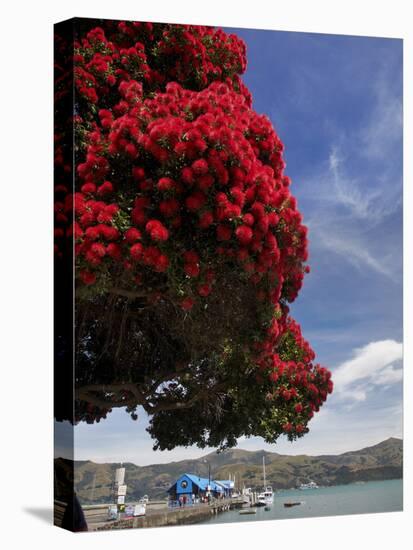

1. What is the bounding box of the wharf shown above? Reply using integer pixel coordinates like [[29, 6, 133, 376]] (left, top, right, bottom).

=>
[[89, 498, 244, 530]]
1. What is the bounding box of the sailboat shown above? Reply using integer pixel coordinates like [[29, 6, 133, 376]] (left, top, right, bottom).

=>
[[256, 456, 274, 507]]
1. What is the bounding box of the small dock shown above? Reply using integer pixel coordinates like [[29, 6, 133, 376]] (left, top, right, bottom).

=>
[[88, 498, 244, 531]]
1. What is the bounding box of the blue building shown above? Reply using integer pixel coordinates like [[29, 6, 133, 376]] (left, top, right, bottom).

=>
[[215, 479, 235, 497], [167, 474, 234, 504]]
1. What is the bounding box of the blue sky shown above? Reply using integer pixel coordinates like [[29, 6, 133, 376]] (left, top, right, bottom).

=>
[[70, 28, 403, 465]]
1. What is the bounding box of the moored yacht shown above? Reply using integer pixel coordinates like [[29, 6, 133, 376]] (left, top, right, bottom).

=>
[[256, 456, 274, 507]]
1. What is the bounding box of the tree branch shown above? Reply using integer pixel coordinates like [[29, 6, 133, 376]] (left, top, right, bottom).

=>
[[145, 382, 228, 414], [108, 287, 150, 299], [76, 383, 146, 409], [76, 380, 229, 415]]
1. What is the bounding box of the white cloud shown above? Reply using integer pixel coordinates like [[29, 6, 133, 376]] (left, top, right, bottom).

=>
[[375, 365, 403, 385], [332, 339, 403, 402]]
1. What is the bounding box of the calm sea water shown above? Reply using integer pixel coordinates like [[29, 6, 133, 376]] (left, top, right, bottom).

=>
[[202, 479, 403, 525]]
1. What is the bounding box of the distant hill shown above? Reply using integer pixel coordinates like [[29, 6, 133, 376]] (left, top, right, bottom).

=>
[[59, 437, 402, 504]]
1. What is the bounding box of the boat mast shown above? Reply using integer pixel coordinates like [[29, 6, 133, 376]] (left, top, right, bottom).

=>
[[263, 456, 266, 488]]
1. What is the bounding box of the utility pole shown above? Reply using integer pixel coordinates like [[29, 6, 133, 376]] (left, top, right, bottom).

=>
[[203, 459, 211, 496], [91, 473, 96, 503]]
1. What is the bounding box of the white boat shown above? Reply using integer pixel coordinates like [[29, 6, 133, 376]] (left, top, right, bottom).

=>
[[299, 481, 319, 490], [256, 456, 274, 506], [257, 487, 274, 506], [239, 508, 257, 515]]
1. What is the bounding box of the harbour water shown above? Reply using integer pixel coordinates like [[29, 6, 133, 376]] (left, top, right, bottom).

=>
[[202, 479, 403, 525]]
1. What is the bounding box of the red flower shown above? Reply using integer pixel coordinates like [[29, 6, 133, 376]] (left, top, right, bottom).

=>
[[192, 158, 209, 176], [106, 243, 122, 260], [294, 403, 303, 414], [181, 297, 195, 311], [79, 270, 96, 285], [107, 74, 116, 86], [181, 167, 194, 185], [90, 242, 106, 258], [81, 182, 96, 194], [269, 371, 279, 383], [242, 213, 255, 226], [235, 225, 253, 246], [157, 177, 175, 191], [199, 211, 214, 229], [85, 226, 100, 241], [125, 228, 142, 243], [130, 243, 143, 260], [145, 220, 169, 241], [154, 254, 169, 272], [282, 389, 291, 401], [97, 181, 114, 196], [100, 225, 119, 241], [132, 166, 145, 181], [143, 246, 161, 266], [198, 284, 211, 297], [184, 263, 200, 278]]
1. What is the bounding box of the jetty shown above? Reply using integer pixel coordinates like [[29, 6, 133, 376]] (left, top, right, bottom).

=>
[[85, 498, 244, 531]]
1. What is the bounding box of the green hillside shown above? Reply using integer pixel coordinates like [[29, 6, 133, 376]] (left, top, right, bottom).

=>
[[58, 437, 402, 504]]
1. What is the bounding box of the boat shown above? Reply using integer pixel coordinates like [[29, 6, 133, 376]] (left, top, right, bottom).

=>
[[298, 481, 319, 490], [256, 456, 274, 507], [239, 508, 257, 515], [257, 487, 274, 506], [284, 501, 304, 508]]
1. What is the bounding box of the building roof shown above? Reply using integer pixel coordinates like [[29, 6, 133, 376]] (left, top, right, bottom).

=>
[[168, 473, 225, 493], [215, 480, 235, 489]]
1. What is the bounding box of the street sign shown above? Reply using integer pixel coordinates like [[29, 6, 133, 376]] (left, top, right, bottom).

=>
[[117, 484, 127, 496], [117, 495, 125, 505]]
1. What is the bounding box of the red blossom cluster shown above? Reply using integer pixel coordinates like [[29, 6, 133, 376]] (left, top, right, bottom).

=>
[[71, 79, 307, 311], [54, 21, 333, 437], [72, 22, 250, 105], [256, 317, 333, 436]]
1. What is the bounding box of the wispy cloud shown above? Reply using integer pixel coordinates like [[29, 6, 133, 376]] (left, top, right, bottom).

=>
[[314, 227, 395, 278], [327, 147, 400, 224], [360, 67, 403, 160], [295, 55, 402, 282]]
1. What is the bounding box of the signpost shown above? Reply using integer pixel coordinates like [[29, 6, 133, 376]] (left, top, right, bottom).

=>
[[117, 484, 127, 496], [112, 465, 128, 513]]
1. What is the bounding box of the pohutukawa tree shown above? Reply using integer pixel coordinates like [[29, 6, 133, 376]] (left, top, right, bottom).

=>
[[54, 21, 333, 450]]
